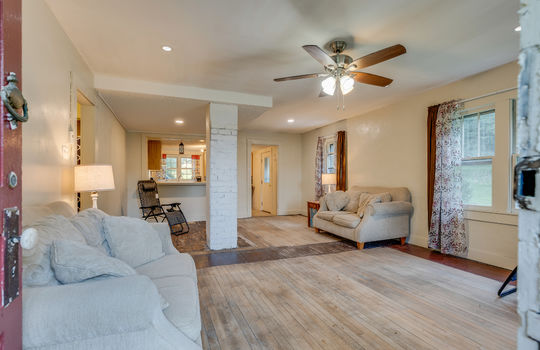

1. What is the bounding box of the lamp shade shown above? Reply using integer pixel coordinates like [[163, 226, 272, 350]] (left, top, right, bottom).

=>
[[321, 173, 337, 185], [74, 165, 115, 192]]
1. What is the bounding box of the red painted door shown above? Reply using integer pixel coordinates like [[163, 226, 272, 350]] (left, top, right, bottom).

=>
[[0, 0, 23, 349]]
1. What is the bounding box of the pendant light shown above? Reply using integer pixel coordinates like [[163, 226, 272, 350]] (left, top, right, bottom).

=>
[[179, 140, 184, 154]]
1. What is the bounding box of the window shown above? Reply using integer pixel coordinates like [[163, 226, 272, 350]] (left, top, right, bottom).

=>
[[180, 157, 193, 180], [164, 156, 177, 180], [510, 98, 519, 210], [461, 109, 495, 207], [263, 156, 270, 183], [324, 137, 336, 174]]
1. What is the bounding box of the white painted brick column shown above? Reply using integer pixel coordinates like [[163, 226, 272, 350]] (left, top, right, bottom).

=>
[[206, 103, 238, 250], [517, 0, 540, 348]]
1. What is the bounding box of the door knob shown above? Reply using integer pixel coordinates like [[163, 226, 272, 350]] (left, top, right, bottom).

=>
[[1, 72, 28, 129]]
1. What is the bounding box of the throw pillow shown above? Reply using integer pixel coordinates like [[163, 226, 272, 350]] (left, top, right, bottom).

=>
[[356, 192, 392, 218], [325, 191, 350, 211], [22, 215, 87, 287], [71, 209, 111, 255], [343, 191, 363, 212], [50, 239, 136, 284], [103, 216, 165, 268]]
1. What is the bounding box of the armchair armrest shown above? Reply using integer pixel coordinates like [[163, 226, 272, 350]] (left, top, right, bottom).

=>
[[150, 222, 179, 255], [367, 201, 413, 217], [23, 275, 162, 348]]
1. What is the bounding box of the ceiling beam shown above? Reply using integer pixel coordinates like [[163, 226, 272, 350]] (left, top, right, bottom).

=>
[[94, 74, 273, 108]]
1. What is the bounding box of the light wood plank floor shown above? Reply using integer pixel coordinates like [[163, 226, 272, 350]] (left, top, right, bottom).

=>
[[198, 247, 518, 350], [238, 215, 341, 248]]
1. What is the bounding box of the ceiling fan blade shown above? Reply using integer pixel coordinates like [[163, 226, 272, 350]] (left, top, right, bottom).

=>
[[318, 89, 329, 97], [274, 73, 325, 82], [351, 72, 393, 87], [302, 45, 336, 67], [348, 44, 406, 70]]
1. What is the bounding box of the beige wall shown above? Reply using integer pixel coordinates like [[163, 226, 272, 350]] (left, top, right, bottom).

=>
[[301, 62, 519, 269], [22, 0, 126, 215]]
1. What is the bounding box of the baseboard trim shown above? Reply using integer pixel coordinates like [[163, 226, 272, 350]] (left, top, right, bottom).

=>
[[277, 209, 302, 216]]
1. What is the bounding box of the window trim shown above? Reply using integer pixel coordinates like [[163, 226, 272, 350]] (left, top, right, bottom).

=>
[[323, 136, 336, 174]]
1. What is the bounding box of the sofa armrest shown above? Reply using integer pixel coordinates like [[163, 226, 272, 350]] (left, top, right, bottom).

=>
[[23, 275, 163, 348], [150, 222, 179, 255], [367, 201, 413, 217], [318, 196, 328, 212]]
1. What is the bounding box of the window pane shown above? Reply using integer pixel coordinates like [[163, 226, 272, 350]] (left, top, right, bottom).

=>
[[328, 143, 335, 153], [479, 111, 495, 156], [327, 154, 335, 173], [166, 156, 177, 169], [165, 169, 177, 180], [462, 160, 492, 206], [264, 157, 270, 183], [462, 115, 478, 158]]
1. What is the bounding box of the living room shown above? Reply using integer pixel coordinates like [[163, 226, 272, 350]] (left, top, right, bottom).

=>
[[1, 0, 538, 349]]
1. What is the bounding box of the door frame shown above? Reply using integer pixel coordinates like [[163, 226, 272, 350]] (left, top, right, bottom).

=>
[[246, 138, 279, 218]]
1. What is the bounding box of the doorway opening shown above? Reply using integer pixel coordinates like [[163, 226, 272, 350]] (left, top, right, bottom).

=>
[[251, 145, 278, 217]]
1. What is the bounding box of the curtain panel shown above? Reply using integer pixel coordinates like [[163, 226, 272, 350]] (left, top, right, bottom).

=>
[[427, 104, 440, 226], [314, 136, 324, 199], [336, 131, 347, 191], [428, 101, 468, 257]]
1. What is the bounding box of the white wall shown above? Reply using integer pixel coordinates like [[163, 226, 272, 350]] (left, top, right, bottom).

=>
[[238, 130, 302, 218], [22, 0, 126, 215], [301, 62, 519, 269]]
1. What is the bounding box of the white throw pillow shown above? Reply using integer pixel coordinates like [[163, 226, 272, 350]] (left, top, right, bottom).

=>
[[356, 192, 392, 218], [325, 191, 350, 211], [51, 239, 136, 284], [22, 215, 87, 287], [103, 216, 165, 268], [70, 208, 110, 255], [343, 191, 363, 212]]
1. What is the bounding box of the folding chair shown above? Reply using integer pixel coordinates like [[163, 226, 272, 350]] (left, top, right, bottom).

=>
[[137, 179, 190, 235]]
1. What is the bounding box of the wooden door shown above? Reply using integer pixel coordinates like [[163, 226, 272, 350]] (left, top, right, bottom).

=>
[[252, 151, 262, 211], [0, 0, 23, 348], [261, 149, 273, 213]]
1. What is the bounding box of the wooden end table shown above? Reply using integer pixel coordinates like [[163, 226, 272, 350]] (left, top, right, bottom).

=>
[[307, 200, 320, 228]]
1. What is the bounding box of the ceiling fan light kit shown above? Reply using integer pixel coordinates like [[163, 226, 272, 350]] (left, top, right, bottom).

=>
[[274, 40, 406, 110]]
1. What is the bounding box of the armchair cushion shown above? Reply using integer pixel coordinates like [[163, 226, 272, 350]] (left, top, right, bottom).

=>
[[51, 239, 135, 284], [103, 216, 164, 268], [325, 191, 350, 211], [332, 213, 361, 228], [316, 211, 345, 221]]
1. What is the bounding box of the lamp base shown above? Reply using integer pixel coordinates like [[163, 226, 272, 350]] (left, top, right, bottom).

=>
[[90, 191, 99, 209]]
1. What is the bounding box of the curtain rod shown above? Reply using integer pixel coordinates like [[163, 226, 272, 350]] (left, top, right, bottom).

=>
[[458, 87, 517, 104]]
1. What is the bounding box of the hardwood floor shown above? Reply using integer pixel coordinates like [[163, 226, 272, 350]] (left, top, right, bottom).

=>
[[198, 248, 518, 350]]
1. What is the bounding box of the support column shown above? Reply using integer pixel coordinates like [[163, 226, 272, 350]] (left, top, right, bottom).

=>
[[206, 103, 238, 250], [517, 1, 540, 348]]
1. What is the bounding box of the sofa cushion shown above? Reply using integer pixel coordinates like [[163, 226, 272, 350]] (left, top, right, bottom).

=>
[[135, 254, 197, 281], [103, 216, 165, 268], [69, 209, 110, 255], [357, 192, 392, 218], [325, 191, 350, 211], [343, 191, 363, 212], [332, 214, 361, 228], [23, 215, 87, 287], [51, 239, 136, 284], [316, 211, 344, 221], [152, 276, 201, 342]]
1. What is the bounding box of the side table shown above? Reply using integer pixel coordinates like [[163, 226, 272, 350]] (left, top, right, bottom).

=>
[[307, 200, 320, 228]]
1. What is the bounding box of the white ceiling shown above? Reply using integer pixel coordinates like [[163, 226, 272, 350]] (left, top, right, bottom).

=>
[[46, 0, 519, 134]]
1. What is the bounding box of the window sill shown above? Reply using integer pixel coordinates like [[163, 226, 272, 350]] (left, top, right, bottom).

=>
[[464, 209, 518, 226]]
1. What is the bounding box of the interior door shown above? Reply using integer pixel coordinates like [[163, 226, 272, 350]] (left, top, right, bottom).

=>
[[0, 0, 23, 348], [261, 149, 272, 213]]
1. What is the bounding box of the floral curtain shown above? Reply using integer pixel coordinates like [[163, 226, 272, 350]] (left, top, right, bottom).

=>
[[428, 100, 468, 257], [315, 136, 324, 199]]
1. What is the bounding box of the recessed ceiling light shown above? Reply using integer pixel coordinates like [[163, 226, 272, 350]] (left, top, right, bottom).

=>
[[515, 26, 521, 32], [162, 45, 172, 52], [287, 119, 295, 123], [175, 120, 184, 124]]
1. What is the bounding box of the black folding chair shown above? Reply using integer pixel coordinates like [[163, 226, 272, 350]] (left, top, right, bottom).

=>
[[137, 179, 189, 235], [498, 266, 517, 297]]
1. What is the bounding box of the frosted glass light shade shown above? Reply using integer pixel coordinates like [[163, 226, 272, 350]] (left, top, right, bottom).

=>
[[321, 173, 336, 185], [340, 75, 354, 95], [74, 165, 115, 192], [321, 76, 336, 96]]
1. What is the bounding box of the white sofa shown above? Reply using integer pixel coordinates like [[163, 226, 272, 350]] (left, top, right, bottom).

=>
[[22, 202, 202, 350], [313, 186, 413, 249]]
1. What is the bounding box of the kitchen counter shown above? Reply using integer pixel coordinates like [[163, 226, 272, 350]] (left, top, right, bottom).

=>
[[156, 181, 206, 186]]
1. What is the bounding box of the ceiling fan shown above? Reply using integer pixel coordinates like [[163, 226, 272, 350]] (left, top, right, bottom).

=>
[[274, 40, 406, 105]]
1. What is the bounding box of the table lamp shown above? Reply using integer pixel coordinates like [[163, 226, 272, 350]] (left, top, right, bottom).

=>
[[322, 173, 337, 194], [74, 165, 115, 209]]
